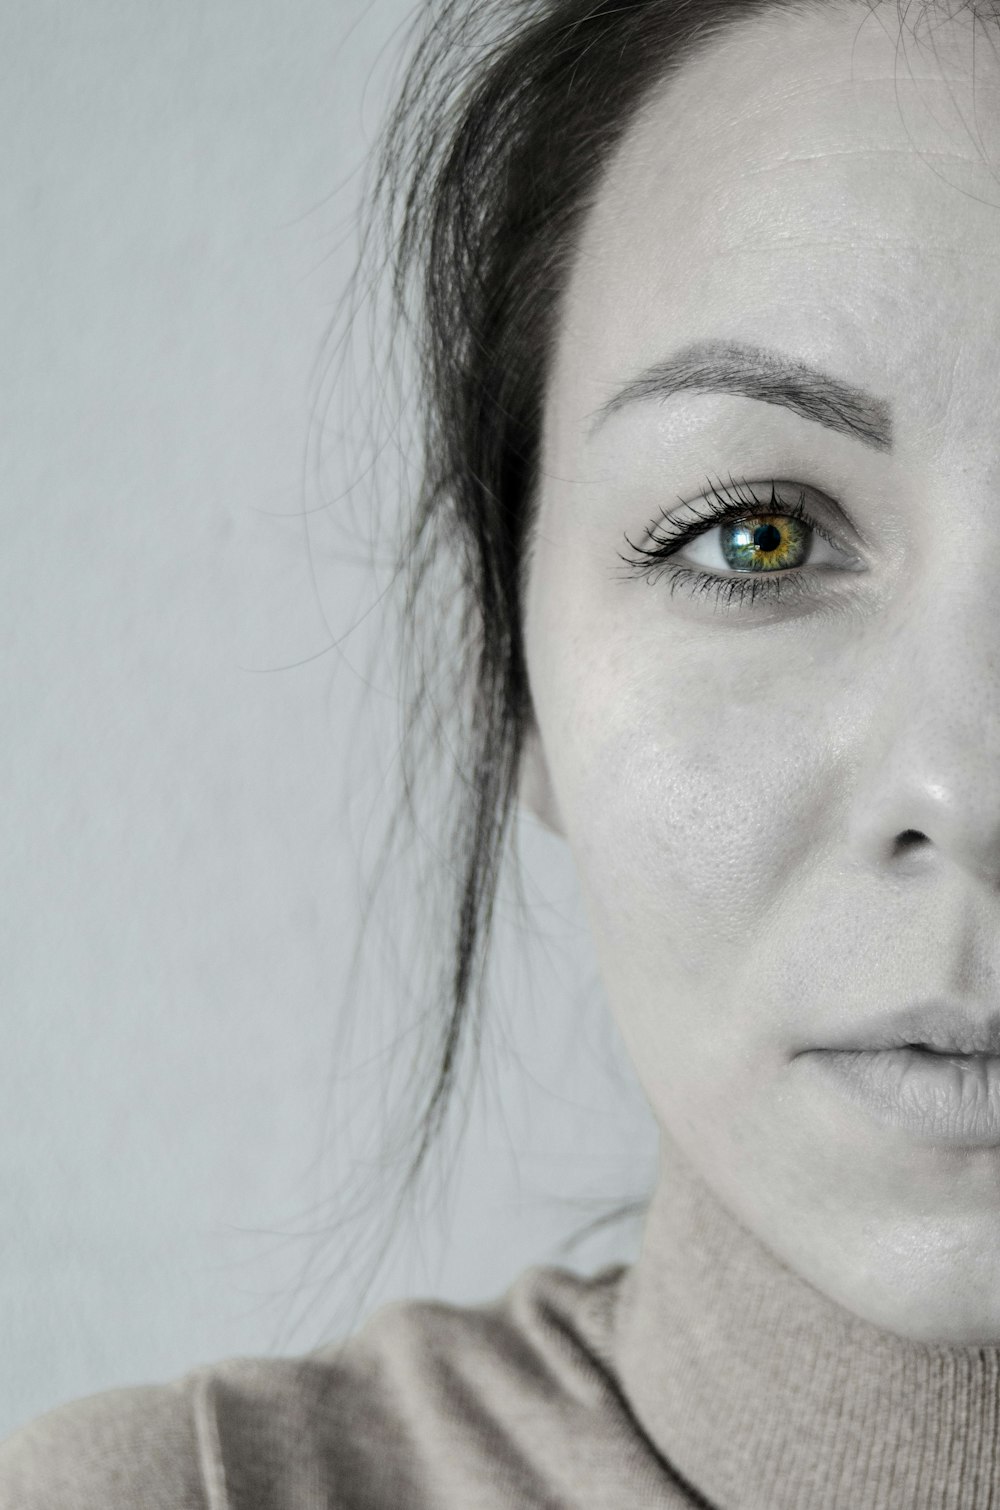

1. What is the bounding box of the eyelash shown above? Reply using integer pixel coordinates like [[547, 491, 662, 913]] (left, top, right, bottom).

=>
[[617, 471, 843, 611]]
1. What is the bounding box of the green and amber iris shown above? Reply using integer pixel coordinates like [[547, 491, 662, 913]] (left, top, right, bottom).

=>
[[720, 514, 810, 573]]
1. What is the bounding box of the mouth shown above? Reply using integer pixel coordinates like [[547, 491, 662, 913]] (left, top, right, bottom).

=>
[[801, 1045, 1000, 1145], [897, 1044, 999, 1061], [797, 1002, 1000, 1146], [811, 1001, 1000, 1059]]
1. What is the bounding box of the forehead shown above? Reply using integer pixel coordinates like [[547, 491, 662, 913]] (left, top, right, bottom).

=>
[[551, 1, 1000, 466]]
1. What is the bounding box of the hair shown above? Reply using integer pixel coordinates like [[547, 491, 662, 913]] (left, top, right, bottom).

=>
[[365, 0, 823, 1168], [285, 0, 979, 1341]]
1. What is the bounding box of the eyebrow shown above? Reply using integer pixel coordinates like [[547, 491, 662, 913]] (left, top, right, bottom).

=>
[[587, 338, 893, 452]]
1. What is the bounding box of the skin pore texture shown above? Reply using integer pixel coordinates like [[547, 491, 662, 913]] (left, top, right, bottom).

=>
[[519, 0, 1000, 1344]]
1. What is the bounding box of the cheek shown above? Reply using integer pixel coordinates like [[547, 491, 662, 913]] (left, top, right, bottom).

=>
[[547, 637, 836, 1024]]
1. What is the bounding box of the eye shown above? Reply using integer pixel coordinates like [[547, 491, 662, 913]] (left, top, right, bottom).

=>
[[678, 507, 842, 575], [617, 473, 863, 612]]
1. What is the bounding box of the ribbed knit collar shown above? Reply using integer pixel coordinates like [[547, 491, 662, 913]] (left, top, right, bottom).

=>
[[612, 1134, 1000, 1510]]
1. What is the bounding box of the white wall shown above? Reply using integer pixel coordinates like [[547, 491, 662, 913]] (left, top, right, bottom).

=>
[[0, 0, 658, 1439]]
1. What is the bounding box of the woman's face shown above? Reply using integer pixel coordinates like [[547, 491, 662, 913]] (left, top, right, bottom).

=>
[[523, 0, 1000, 1342]]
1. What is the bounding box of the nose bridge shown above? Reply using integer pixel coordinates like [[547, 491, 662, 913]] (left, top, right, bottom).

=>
[[852, 577, 1000, 881]]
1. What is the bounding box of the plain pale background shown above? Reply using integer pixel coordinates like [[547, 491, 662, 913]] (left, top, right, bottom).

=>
[[0, 0, 658, 1438]]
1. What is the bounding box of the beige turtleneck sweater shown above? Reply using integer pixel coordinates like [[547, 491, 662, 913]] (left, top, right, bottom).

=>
[[3, 1134, 999, 1509]]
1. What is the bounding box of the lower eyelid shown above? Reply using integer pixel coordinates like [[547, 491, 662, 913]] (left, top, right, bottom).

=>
[[664, 564, 819, 614]]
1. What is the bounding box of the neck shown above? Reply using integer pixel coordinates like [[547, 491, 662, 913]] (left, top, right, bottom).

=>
[[612, 1132, 1000, 1510]]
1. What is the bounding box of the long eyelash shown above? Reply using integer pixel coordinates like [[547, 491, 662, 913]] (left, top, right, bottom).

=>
[[615, 470, 831, 610]]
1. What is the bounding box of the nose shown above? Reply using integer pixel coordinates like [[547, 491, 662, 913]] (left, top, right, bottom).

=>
[[847, 587, 1000, 890]]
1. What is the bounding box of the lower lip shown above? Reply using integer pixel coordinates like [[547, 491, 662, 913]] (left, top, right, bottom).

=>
[[802, 1046, 1000, 1146]]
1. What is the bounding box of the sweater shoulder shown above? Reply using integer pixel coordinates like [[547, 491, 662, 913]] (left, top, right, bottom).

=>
[[0, 1263, 629, 1510], [0, 1378, 208, 1509]]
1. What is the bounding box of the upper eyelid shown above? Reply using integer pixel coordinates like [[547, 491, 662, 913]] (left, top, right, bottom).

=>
[[646, 480, 818, 542], [652, 479, 857, 555]]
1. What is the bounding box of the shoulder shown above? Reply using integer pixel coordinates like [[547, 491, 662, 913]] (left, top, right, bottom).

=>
[[0, 1262, 629, 1510], [0, 1376, 208, 1509], [357, 1259, 627, 1400]]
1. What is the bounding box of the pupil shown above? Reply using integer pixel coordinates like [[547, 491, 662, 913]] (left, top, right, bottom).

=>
[[754, 522, 781, 552]]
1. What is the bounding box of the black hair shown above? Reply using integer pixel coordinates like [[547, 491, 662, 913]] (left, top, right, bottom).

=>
[[284, 0, 985, 1342]]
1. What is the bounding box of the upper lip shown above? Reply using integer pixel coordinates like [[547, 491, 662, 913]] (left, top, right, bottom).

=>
[[818, 1001, 1000, 1057]]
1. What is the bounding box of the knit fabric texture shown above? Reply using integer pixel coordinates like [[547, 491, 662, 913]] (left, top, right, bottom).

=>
[[4, 1137, 1000, 1509]]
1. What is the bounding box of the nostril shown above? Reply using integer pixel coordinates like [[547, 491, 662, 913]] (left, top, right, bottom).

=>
[[892, 829, 927, 857]]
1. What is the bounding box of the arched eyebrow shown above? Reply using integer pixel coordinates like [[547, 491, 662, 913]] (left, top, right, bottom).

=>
[[586, 338, 893, 452]]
